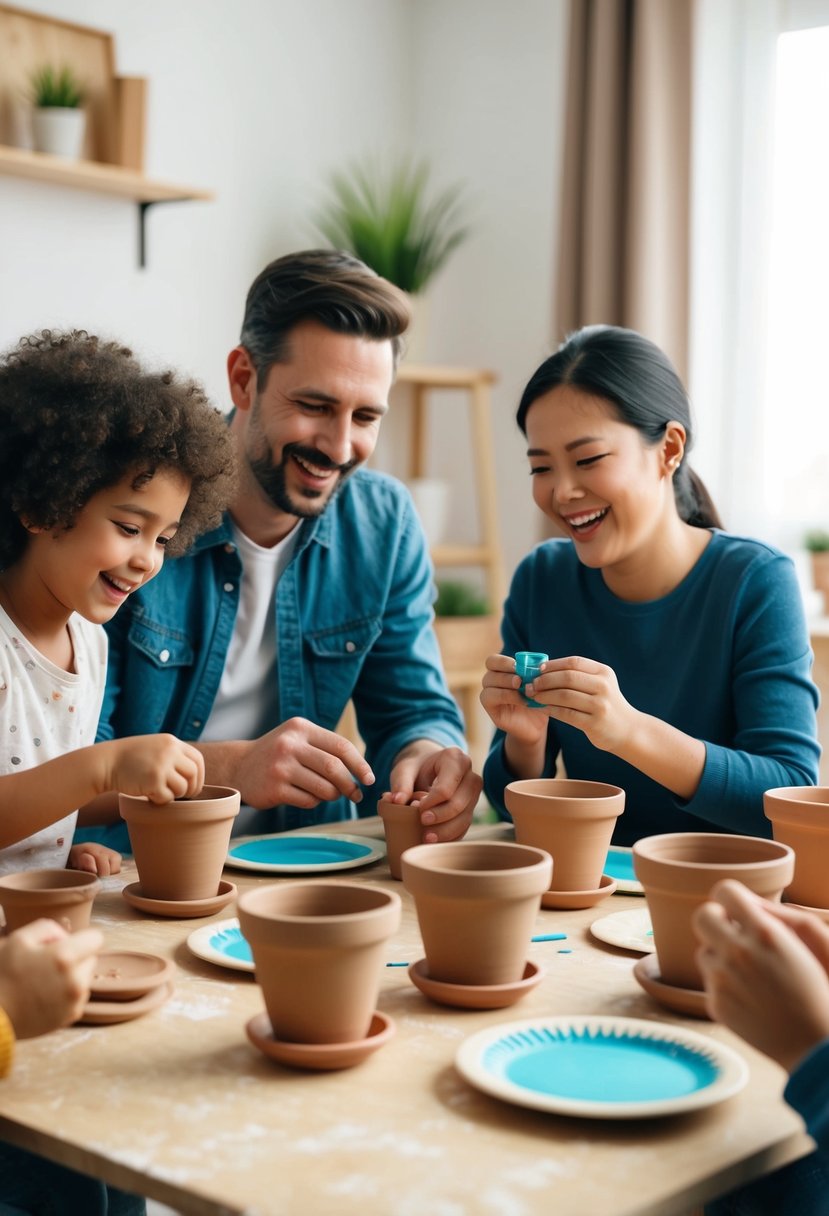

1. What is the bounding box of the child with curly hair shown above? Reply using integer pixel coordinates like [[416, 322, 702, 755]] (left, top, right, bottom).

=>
[[0, 329, 237, 878]]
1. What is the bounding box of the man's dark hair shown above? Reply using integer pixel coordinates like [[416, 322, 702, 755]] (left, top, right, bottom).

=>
[[0, 329, 237, 567], [240, 249, 411, 388]]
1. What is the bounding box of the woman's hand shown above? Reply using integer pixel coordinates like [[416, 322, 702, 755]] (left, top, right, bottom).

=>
[[481, 655, 550, 747], [526, 656, 638, 753]]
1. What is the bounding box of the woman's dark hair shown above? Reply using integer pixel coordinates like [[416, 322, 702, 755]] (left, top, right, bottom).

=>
[[0, 329, 238, 568], [516, 325, 723, 530], [240, 248, 411, 388]]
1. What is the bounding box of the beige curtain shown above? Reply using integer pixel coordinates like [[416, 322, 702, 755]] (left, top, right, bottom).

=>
[[555, 0, 693, 381]]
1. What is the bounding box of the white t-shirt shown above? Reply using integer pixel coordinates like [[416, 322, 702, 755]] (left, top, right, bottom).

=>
[[0, 606, 108, 873], [199, 521, 300, 744]]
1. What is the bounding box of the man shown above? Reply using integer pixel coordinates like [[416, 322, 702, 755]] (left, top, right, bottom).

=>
[[90, 250, 481, 843]]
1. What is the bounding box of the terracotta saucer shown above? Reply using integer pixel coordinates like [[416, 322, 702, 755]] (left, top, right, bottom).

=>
[[76, 982, 173, 1026], [245, 1010, 395, 1071], [782, 898, 829, 924], [122, 879, 237, 919], [633, 954, 711, 1019], [540, 874, 617, 911], [90, 951, 176, 1001], [408, 958, 544, 1009]]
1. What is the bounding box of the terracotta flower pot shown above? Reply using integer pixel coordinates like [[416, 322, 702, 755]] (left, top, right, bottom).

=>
[[119, 785, 240, 902], [765, 786, 829, 908], [237, 881, 401, 1044], [504, 779, 625, 892], [401, 840, 552, 986], [377, 796, 425, 880], [633, 832, 795, 990], [0, 869, 100, 933]]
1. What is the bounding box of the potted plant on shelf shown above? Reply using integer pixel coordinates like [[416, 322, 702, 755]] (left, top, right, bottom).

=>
[[30, 64, 86, 160], [313, 157, 470, 360], [433, 579, 500, 673], [805, 529, 829, 612]]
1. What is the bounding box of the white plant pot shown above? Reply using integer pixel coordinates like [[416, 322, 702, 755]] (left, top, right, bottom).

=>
[[32, 107, 86, 160]]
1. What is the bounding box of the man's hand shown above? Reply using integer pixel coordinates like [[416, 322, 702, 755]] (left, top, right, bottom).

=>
[[232, 718, 375, 809], [387, 743, 481, 842]]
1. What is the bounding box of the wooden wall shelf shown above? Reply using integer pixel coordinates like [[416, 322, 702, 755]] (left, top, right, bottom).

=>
[[0, 5, 213, 267], [0, 144, 213, 267]]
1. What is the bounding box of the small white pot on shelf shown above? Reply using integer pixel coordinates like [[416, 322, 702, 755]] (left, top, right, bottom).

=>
[[32, 107, 86, 159]]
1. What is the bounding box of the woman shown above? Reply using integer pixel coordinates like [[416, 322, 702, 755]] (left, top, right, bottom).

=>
[[482, 326, 819, 843]]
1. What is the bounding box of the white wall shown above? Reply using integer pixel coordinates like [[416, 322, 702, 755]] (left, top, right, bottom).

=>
[[0, 0, 568, 596]]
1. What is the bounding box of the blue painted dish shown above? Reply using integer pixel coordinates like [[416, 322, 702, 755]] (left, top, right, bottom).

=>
[[603, 846, 643, 894], [187, 918, 254, 972], [455, 1016, 748, 1119], [225, 833, 385, 874]]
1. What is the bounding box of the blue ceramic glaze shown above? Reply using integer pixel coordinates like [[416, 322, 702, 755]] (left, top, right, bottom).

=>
[[228, 837, 373, 866], [483, 1026, 718, 1103], [209, 927, 253, 964]]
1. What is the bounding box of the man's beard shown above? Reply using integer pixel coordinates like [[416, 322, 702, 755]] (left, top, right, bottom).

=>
[[248, 442, 358, 518]]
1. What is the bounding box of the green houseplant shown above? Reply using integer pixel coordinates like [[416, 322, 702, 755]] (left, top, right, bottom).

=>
[[805, 530, 829, 611], [314, 157, 470, 295], [29, 64, 86, 160]]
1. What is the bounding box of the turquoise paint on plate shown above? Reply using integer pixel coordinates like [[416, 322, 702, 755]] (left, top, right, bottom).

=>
[[603, 848, 637, 883], [209, 927, 252, 964], [483, 1027, 718, 1104], [228, 838, 373, 866]]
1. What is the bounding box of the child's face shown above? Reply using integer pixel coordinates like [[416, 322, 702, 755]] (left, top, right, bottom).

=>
[[28, 468, 190, 624]]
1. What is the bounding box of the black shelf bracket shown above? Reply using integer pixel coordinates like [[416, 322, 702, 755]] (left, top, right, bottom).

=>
[[137, 198, 191, 269]]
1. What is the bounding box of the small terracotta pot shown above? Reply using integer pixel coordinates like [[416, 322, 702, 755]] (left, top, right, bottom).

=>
[[377, 796, 425, 880], [119, 785, 240, 902], [0, 869, 100, 933], [765, 787, 829, 908], [504, 779, 625, 892], [237, 881, 401, 1044], [633, 832, 795, 990], [401, 840, 552, 986]]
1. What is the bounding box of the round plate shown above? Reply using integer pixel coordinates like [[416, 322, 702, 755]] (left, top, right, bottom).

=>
[[245, 1010, 395, 1071], [455, 1014, 748, 1119], [90, 951, 176, 1000], [408, 959, 543, 1010], [75, 982, 173, 1026], [187, 917, 254, 973], [590, 908, 655, 954], [604, 846, 644, 894], [122, 879, 236, 919], [225, 833, 385, 874], [540, 873, 617, 910], [633, 954, 711, 1019]]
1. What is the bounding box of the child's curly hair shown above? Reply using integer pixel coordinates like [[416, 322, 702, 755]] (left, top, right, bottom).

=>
[[0, 330, 237, 567]]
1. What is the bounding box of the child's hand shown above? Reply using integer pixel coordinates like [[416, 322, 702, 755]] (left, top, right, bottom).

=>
[[480, 655, 550, 746], [107, 734, 205, 803], [694, 880, 829, 1072], [67, 842, 122, 876], [0, 919, 103, 1039]]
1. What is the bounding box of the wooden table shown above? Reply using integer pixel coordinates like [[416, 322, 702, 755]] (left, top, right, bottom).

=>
[[0, 821, 810, 1216]]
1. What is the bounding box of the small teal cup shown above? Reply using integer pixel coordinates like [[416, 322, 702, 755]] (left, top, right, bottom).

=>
[[514, 651, 549, 709]]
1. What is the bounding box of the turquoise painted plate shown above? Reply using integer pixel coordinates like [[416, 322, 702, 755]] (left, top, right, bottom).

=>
[[604, 846, 643, 894], [187, 918, 254, 972], [455, 1016, 748, 1119], [225, 832, 385, 874]]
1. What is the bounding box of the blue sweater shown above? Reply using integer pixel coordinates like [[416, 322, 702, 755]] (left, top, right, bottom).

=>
[[484, 532, 820, 843]]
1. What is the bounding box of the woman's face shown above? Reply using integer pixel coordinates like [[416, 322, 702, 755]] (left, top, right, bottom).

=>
[[524, 384, 680, 574]]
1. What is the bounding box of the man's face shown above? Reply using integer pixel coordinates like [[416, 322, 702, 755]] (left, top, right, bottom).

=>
[[229, 320, 393, 531]]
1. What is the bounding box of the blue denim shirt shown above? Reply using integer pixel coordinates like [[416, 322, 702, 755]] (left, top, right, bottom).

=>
[[94, 469, 465, 841]]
